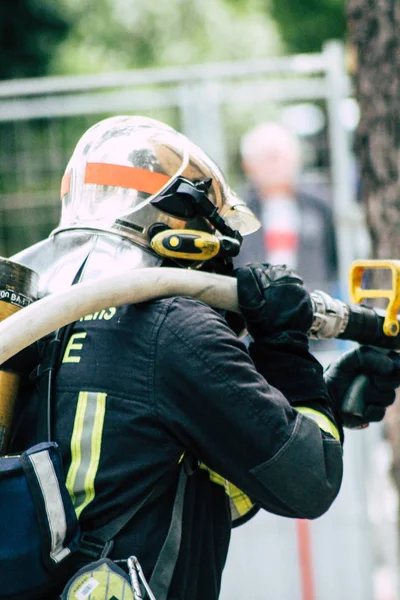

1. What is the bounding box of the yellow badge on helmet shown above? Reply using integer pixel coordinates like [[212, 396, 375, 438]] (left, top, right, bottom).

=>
[[61, 558, 135, 600]]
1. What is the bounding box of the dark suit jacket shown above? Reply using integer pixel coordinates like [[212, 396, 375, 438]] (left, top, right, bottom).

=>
[[237, 188, 338, 293]]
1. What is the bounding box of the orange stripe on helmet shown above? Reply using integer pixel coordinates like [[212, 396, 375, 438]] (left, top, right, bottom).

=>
[[61, 172, 71, 198], [84, 163, 170, 194]]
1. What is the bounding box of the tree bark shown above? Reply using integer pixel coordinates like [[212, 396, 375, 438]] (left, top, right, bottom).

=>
[[347, 0, 400, 541], [347, 0, 400, 258]]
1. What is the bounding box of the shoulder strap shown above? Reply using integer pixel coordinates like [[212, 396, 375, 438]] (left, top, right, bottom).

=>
[[148, 464, 188, 600], [80, 457, 194, 600], [85, 456, 194, 547], [36, 257, 89, 443], [87, 471, 184, 548], [36, 323, 75, 443]]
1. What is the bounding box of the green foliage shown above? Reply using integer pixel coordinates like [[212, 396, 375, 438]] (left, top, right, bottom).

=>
[[268, 0, 346, 53], [51, 0, 281, 74], [0, 0, 345, 77], [0, 0, 72, 79]]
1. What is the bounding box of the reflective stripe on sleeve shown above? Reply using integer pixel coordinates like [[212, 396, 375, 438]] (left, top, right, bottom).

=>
[[295, 406, 340, 441], [28, 450, 71, 563], [199, 463, 254, 520]]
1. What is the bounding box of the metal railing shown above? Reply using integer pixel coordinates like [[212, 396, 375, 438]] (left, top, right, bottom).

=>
[[0, 40, 357, 294]]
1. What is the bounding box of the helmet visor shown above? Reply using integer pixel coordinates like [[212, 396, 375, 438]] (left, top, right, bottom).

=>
[[223, 203, 261, 236], [220, 188, 261, 236]]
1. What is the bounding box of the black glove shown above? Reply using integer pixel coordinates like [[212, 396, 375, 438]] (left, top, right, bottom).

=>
[[324, 346, 400, 429], [236, 263, 313, 340], [237, 264, 336, 427]]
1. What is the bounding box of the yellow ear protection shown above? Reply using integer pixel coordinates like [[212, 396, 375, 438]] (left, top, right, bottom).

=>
[[150, 228, 241, 261], [149, 177, 242, 262]]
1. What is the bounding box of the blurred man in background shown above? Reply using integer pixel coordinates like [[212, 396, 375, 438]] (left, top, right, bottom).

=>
[[237, 121, 338, 294]]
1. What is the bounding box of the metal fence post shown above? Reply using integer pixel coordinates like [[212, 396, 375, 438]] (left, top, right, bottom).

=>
[[324, 40, 358, 296], [178, 81, 227, 174], [322, 42, 375, 600]]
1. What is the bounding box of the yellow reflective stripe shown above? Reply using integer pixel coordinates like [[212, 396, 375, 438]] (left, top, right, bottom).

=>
[[225, 480, 254, 519], [65, 391, 88, 505], [75, 393, 107, 518], [65, 391, 107, 518], [199, 463, 254, 519], [200, 464, 226, 488], [296, 406, 340, 441]]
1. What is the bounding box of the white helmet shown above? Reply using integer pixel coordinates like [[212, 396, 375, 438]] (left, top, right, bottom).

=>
[[55, 115, 260, 264]]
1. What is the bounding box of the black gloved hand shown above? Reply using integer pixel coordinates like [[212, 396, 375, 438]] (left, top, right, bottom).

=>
[[236, 263, 313, 340], [324, 346, 400, 429]]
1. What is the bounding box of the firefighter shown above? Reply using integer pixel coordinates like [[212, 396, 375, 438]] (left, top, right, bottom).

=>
[[9, 115, 400, 600]]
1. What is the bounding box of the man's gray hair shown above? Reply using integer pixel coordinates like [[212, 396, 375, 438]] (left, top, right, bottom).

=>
[[240, 121, 301, 167]]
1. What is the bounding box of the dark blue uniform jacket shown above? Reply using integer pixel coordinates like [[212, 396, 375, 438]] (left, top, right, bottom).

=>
[[10, 296, 343, 600]]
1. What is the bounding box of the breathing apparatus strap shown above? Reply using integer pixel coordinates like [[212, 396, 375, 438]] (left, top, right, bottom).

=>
[[148, 458, 192, 599], [35, 325, 72, 443], [36, 256, 90, 443], [79, 456, 194, 600]]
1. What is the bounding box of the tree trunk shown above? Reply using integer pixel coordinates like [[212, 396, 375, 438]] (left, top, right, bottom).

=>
[[346, 0, 400, 542], [347, 0, 400, 258]]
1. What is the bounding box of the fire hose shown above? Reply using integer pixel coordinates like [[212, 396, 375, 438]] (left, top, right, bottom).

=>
[[0, 259, 399, 448], [0, 266, 399, 363]]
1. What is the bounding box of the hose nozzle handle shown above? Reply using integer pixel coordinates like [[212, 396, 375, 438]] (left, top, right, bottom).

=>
[[340, 374, 370, 429]]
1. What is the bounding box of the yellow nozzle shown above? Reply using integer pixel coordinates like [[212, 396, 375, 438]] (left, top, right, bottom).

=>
[[349, 259, 400, 336]]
